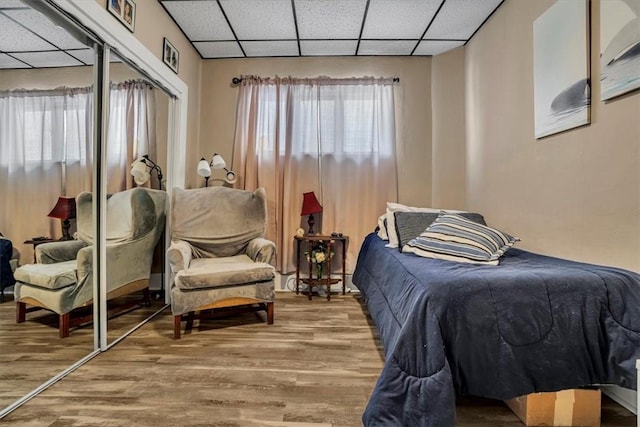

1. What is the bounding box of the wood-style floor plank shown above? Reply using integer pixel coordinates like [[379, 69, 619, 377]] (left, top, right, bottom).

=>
[[0, 292, 164, 410], [1, 293, 636, 426]]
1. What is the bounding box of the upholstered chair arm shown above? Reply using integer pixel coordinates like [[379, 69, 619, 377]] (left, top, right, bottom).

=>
[[246, 238, 276, 264], [167, 240, 193, 273], [75, 245, 93, 281], [36, 240, 87, 264]]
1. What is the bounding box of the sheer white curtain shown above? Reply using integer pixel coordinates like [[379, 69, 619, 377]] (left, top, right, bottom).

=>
[[0, 87, 92, 262], [106, 80, 157, 192], [233, 76, 397, 274], [0, 80, 155, 264]]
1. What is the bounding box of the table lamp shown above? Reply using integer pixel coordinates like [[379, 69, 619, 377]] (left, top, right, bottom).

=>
[[301, 191, 323, 235], [48, 196, 76, 240], [197, 153, 237, 186]]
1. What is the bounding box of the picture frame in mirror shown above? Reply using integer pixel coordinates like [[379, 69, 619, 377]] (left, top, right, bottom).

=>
[[107, 0, 135, 33]]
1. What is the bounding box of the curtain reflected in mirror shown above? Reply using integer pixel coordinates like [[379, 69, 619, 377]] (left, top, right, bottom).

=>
[[0, 0, 96, 411], [105, 50, 169, 345]]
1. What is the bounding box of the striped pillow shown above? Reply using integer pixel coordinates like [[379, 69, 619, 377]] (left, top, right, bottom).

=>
[[403, 213, 519, 265]]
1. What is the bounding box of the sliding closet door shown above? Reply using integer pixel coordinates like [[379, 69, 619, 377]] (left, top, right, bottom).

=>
[[103, 49, 170, 346], [0, 0, 98, 413]]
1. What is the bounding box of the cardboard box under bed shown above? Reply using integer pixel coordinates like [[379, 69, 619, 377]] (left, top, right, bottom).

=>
[[504, 389, 601, 426]]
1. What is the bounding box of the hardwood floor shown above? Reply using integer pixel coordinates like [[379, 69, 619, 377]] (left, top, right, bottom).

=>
[[0, 292, 164, 410], [1, 292, 636, 426]]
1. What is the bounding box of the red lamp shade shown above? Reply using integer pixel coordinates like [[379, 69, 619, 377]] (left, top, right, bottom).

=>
[[48, 196, 76, 240], [48, 197, 76, 220], [300, 192, 323, 216], [301, 192, 322, 235]]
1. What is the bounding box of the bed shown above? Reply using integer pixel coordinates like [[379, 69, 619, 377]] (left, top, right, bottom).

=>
[[353, 231, 640, 426]]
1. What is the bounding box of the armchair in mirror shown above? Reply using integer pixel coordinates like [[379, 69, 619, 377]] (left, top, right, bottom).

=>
[[14, 188, 166, 338]]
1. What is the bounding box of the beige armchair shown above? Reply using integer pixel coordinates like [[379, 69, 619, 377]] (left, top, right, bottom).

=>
[[14, 188, 166, 337], [168, 186, 275, 339]]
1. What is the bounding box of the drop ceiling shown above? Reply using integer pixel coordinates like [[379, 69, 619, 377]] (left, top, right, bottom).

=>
[[159, 0, 504, 58], [0, 0, 96, 69], [0, 0, 505, 70]]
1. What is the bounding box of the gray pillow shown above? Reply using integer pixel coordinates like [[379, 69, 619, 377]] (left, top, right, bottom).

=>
[[394, 211, 487, 250]]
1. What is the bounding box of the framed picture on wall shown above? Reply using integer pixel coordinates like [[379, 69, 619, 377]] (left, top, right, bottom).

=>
[[163, 38, 179, 74], [600, 0, 640, 101], [107, 0, 136, 33], [533, 0, 590, 139]]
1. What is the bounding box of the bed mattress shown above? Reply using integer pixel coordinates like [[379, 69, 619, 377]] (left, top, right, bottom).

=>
[[353, 233, 640, 426]]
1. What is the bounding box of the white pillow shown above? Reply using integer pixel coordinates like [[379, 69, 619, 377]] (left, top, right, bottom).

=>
[[384, 202, 465, 248], [377, 214, 389, 240]]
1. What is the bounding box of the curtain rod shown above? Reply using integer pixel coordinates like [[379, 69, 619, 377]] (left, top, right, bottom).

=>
[[231, 76, 400, 85]]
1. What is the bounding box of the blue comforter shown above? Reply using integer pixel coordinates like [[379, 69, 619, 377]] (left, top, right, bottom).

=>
[[353, 233, 640, 426]]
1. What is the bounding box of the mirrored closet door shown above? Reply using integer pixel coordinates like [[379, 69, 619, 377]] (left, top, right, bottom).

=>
[[1, 0, 185, 416], [0, 0, 98, 411], [104, 49, 170, 346]]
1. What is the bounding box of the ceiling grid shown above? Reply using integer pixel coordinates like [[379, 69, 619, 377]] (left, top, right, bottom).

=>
[[159, 0, 504, 59], [0, 0, 505, 69]]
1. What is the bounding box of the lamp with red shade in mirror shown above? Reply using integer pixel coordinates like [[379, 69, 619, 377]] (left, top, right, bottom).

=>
[[48, 196, 76, 240], [300, 191, 323, 235]]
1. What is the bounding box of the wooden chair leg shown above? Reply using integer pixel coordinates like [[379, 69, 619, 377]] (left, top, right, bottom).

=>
[[59, 313, 70, 338], [16, 301, 26, 323], [173, 315, 181, 339], [266, 301, 274, 325], [143, 288, 151, 306]]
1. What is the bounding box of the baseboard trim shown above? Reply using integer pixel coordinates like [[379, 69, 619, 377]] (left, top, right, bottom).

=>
[[600, 385, 637, 415]]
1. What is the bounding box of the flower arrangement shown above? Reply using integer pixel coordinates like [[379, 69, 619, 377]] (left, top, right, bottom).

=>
[[305, 241, 334, 279]]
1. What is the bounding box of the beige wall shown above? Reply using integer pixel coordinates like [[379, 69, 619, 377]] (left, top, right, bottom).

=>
[[198, 57, 432, 204], [431, 47, 466, 210], [461, 0, 640, 271], [95, 0, 202, 181]]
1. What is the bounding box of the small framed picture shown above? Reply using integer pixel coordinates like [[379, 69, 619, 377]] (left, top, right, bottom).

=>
[[107, 0, 135, 33], [163, 38, 179, 74]]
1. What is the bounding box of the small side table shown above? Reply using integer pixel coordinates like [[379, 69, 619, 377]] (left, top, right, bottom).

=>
[[294, 234, 348, 301], [23, 238, 55, 263]]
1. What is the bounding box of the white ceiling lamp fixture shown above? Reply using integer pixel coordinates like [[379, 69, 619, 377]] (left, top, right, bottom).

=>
[[197, 153, 237, 187]]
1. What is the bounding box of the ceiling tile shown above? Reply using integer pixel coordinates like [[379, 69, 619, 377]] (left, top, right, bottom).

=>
[[66, 48, 95, 65], [0, 53, 29, 68], [295, 0, 367, 39], [220, 0, 296, 40], [4, 9, 88, 49], [413, 40, 465, 56], [424, 0, 502, 40], [0, 14, 56, 52], [362, 0, 440, 40], [11, 51, 83, 68], [194, 41, 244, 58], [160, 0, 234, 41], [300, 40, 357, 56], [241, 41, 299, 57], [358, 40, 416, 56]]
